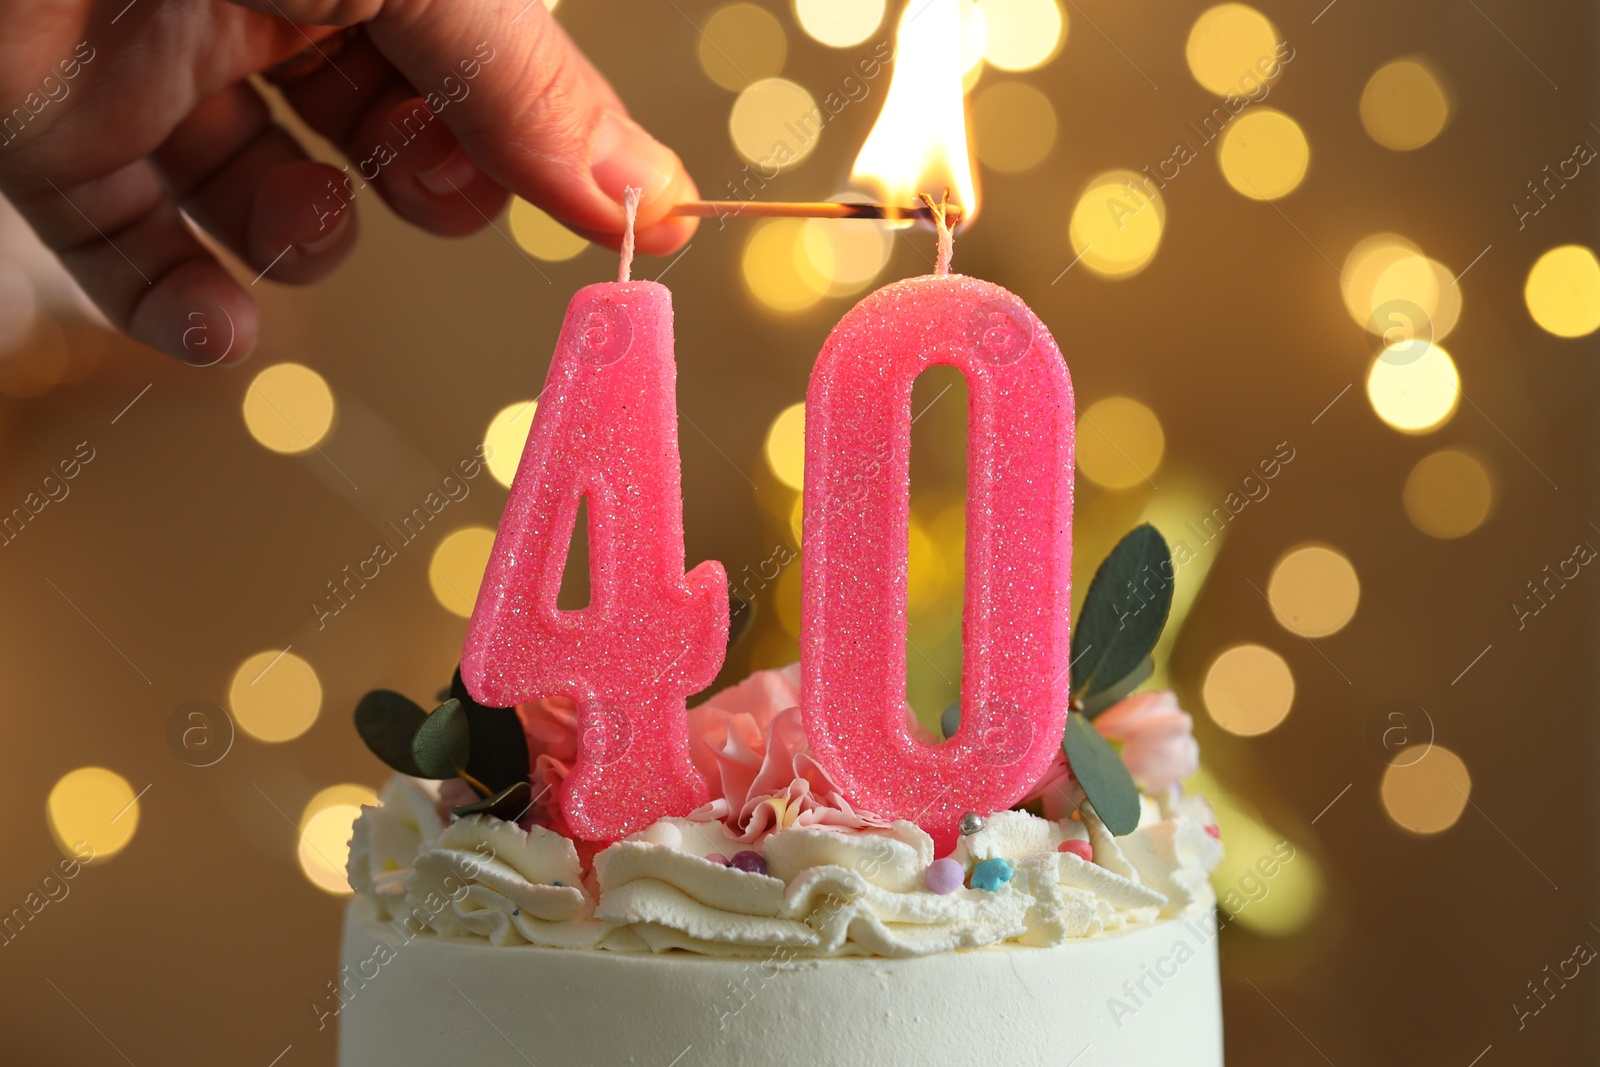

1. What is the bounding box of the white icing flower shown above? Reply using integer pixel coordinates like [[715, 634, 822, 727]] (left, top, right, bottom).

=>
[[346, 777, 445, 919]]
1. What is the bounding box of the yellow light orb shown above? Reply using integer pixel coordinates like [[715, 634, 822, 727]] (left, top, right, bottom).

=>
[[979, 0, 1066, 71], [794, 0, 885, 47], [47, 767, 140, 861], [973, 81, 1058, 173], [1366, 342, 1459, 434], [1076, 396, 1164, 490], [1217, 108, 1308, 200], [298, 784, 378, 895], [229, 649, 323, 743], [1403, 449, 1495, 539], [960, 0, 989, 75], [483, 401, 537, 488], [1341, 235, 1461, 344], [765, 402, 806, 490], [743, 219, 829, 311], [1524, 244, 1600, 338], [729, 78, 820, 168], [242, 363, 335, 454], [1267, 544, 1360, 638], [508, 198, 588, 262], [1069, 171, 1165, 278], [1203, 643, 1294, 736], [789, 490, 805, 546], [1342, 234, 1421, 323], [429, 526, 497, 617], [698, 3, 788, 91], [1185, 4, 1281, 97], [1380, 745, 1471, 834], [801, 217, 893, 296], [1360, 59, 1451, 151]]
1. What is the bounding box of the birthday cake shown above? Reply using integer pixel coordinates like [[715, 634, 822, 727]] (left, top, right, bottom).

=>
[[333, 270, 1225, 1065]]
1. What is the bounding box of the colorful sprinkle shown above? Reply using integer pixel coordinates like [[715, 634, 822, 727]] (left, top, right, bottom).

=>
[[1058, 839, 1093, 862], [969, 857, 1014, 892], [1204, 824, 1221, 839], [730, 850, 768, 875], [924, 857, 965, 895], [705, 852, 729, 866]]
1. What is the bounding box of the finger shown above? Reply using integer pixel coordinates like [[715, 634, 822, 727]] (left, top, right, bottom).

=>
[[154, 82, 358, 285], [270, 31, 508, 237], [9, 161, 255, 365], [356, 5, 697, 252]]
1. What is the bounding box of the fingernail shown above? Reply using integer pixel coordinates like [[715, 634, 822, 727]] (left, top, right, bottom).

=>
[[415, 148, 482, 197], [590, 112, 680, 204], [296, 207, 351, 256]]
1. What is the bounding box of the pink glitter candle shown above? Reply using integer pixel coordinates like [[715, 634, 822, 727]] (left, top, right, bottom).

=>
[[462, 280, 727, 842], [801, 274, 1075, 854]]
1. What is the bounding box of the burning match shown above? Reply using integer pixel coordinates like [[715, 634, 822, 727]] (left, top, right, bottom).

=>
[[669, 200, 965, 225]]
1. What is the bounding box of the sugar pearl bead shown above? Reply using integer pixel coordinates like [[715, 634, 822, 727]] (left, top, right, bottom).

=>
[[642, 822, 683, 849], [958, 811, 986, 837], [969, 857, 1014, 892], [1058, 839, 1093, 862], [730, 850, 768, 875], [924, 857, 965, 895], [1204, 824, 1222, 839], [705, 852, 730, 866]]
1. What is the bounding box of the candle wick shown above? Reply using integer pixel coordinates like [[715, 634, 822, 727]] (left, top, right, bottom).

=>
[[618, 185, 642, 283], [917, 189, 954, 276]]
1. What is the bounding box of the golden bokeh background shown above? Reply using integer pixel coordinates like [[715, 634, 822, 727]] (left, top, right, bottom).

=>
[[1, 0, 1595, 1063]]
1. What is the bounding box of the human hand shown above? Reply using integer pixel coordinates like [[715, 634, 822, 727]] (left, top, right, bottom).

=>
[[0, 0, 698, 365]]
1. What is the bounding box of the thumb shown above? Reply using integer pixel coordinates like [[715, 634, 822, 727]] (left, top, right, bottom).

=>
[[260, 2, 697, 255]]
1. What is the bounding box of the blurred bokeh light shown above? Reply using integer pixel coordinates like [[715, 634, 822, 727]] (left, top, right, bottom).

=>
[[242, 362, 335, 454], [1524, 244, 1600, 337], [47, 767, 139, 861], [1366, 342, 1460, 433], [429, 526, 496, 617], [1267, 544, 1360, 638], [1202, 643, 1295, 736], [1380, 746, 1471, 835], [1076, 396, 1164, 489], [297, 784, 378, 895], [228, 650, 323, 743], [483, 400, 536, 487], [1359, 58, 1451, 151], [1403, 449, 1495, 539]]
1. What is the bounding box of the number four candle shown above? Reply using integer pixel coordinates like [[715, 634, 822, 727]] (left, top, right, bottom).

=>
[[462, 275, 727, 842]]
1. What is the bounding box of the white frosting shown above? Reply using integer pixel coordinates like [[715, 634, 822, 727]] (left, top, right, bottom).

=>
[[336, 897, 1225, 1067], [347, 776, 1222, 959]]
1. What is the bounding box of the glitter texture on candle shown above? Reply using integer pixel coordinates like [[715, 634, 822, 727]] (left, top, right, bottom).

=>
[[462, 281, 727, 842], [801, 274, 1075, 855]]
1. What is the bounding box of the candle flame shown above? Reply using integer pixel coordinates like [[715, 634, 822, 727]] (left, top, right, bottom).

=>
[[850, 0, 979, 223]]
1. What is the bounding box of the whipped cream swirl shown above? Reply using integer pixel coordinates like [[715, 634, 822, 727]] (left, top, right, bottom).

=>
[[347, 779, 1221, 958]]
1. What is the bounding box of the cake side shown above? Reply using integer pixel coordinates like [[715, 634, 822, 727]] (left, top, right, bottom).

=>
[[335, 895, 1224, 1067]]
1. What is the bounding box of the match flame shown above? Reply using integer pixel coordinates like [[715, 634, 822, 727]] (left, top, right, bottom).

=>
[[850, 0, 979, 223]]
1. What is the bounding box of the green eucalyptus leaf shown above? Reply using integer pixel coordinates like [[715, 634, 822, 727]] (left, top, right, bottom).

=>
[[412, 699, 471, 780], [449, 668, 530, 795], [1070, 524, 1174, 700], [451, 780, 533, 822], [1080, 658, 1154, 719], [354, 690, 428, 777], [940, 700, 961, 741], [1061, 713, 1140, 836], [727, 592, 756, 651]]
